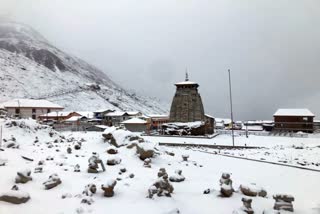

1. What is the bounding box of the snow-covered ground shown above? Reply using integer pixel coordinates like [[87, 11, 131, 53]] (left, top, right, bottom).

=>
[[1, 119, 320, 214]]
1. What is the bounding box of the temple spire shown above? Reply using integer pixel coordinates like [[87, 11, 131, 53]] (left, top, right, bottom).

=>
[[185, 69, 189, 81]]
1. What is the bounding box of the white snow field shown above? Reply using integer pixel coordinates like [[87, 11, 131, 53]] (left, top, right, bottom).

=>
[[0, 118, 320, 214]]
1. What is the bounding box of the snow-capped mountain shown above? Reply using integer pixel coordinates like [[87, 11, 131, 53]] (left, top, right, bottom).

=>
[[0, 22, 167, 114]]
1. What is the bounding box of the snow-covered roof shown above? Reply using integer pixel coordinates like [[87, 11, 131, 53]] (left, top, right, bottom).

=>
[[0, 99, 63, 109], [106, 111, 127, 117], [274, 109, 315, 117], [77, 111, 94, 119], [147, 114, 169, 118], [205, 114, 214, 119], [94, 109, 114, 113], [39, 111, 73, 117], [121, 118, 148, 124], [65, 116, 87, 122], [175, 81, 198, 86], [127, 111, 141, 116]]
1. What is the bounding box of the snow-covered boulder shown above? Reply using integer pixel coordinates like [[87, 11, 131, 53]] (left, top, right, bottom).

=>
[[43, 174, 62, 190], [0, 190, 30, 204], [169, 170, 185, 183], [106, 146, 118, 154], [240, 183, 267, 197], [15, 169, 32, 184], [219, 173, 234, 197], [101, 180, 117, 197], [102, 127, 144, 148], [106, 157, 122, 166], [136, 143, 155, 161]]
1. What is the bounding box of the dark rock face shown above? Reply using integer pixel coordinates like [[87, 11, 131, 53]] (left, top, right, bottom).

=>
[[273, 194, 294, 212]]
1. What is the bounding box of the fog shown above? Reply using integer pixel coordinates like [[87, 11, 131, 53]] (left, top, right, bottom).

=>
[[1, 0, 320, 120]]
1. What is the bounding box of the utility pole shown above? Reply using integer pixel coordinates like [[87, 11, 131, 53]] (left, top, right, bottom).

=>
[[228, 69, 235, 147]]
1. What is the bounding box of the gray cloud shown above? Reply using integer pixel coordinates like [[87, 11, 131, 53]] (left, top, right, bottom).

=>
[[1, 0, 320, 120]]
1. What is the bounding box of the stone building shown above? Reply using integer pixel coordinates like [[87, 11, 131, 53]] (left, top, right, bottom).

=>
[[166, 74, 214, 135], [169, 74, 205, 122]]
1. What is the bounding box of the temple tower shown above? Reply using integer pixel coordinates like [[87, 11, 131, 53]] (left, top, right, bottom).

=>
[[169, 73, 205, 122]]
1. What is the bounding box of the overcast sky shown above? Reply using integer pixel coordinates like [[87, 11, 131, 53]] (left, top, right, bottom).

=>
[[1, 0, 320, 120]]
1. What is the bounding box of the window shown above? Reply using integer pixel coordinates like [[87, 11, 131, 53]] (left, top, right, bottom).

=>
[[32, 109, 36, 114], [47, 109, 51, 113], [32, 115, 36, 120], [15, 108, 20, 114]]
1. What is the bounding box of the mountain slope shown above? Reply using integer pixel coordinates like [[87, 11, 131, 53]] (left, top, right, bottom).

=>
[[0, 22, 167, 114]]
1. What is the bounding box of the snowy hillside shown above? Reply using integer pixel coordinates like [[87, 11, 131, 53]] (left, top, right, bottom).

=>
[[0, 22, 167, 114]]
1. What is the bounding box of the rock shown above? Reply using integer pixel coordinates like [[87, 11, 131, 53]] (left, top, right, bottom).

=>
[[0, 159, 7, 166], [88, 153, 105, 173], [148, 168, 174, 198], [43, 174, 62, 190], [219, 173, 234, 197], [169, 170, 185, 182], [240, 197, 254, 214], [82, 184, 97, 196], [273, 194, 294, 212], [106, 157, 122, 166], [240, 184, 267, 197], [101, 180, 117, 197], [129, 173, 135, 179], [74, 164, 81, 172], [106, 146, 118, 154], [81, 197, 94, 205], [120, 168, 127, 173], [166, 151, 175, 156], [61, 193, 72, 199], [15, 169, 32, 184], [182, 154, 189, 161], [74, 143, 81, 150], [143, 158, 152, 168], [136, 144, 154, 161], [34, 167, 43, 173], [0, 190, 30, 204], [67, 147, 72, 154]]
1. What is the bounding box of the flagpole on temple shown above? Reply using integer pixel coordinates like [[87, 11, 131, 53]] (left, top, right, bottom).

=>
[[228, 69, 235, 147]]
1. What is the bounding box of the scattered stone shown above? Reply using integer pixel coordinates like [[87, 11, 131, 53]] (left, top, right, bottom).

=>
[[101, 180, 117, 197], [219, 173, 234, 197], [61, 193, 73, 199], [203, 189, 211, 194], [148, 168, 174, 198], [106, 146, 118, 154], [87, 153, 105, 173], [82, 184, 97, 196], [21, 156, 33, 162], [165, 151, 175, 156], [38, 160, 45, 165], [34, 137, 39, 143], [15, 169, 32, 184], [43, 174, 62, 190], [46, 156, 54, 161], [240, 184, 267, 197], [182, 154, 189, 162], [34, 167, 43, 173], [106, 157, 122, 166], [74, 164, 81, 172], [241, 198, 254, 214], [120, 168, 127, 173], [0, 190, 30, 204], [273, 194, 294, 212], [169, 170, 185, 182], [67, 147, 72, 154], [129, 173, 135, 179], [143, 158, 152, 168], [11, 185, 19, 191], [74, 143, 81, 150], [0, 159, 7, 166], [81, 197, 94, 205]]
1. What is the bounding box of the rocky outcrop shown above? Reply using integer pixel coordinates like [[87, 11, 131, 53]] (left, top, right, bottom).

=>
[[15, 169, 32, 184], [101, 180, 117, 197], [43, 174, 62, 190]]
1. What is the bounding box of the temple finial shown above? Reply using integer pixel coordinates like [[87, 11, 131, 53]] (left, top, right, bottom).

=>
[[185, 68, 189, 81]]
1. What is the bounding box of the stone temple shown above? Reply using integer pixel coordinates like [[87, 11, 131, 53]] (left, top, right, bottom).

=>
[[169, 73, 205, 122]]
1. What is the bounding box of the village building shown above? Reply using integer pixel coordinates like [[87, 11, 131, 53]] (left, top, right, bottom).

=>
[[93, 109, 115, 120], [121, 118, 150, 133], [0, 99, 63, 120], [148, 114, 170, 130], [165, 74, 214, 135], [273, 109, 315, 133], [105, 111, 143, 126], [38, 111, 81, 122]]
